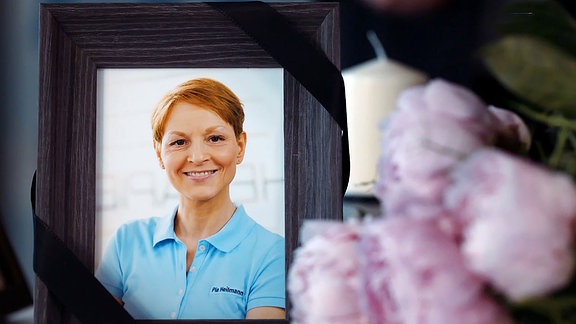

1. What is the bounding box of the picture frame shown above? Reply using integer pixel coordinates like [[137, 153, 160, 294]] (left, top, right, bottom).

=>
[[0, 218, 33, 316], [37, 2, 343, 323]]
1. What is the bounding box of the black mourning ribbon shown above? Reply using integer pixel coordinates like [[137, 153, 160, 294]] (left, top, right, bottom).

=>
[[32, 2, 349, 323], [31, 172, 135, 323], [208, 1, 350, 195]]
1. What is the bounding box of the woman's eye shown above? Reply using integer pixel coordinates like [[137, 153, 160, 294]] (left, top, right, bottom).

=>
[[172, 139, 186, 146], [208, 135, 225, 143]]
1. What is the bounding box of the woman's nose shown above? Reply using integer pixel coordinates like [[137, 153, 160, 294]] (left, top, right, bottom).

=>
[[187, 142, 208, 164]]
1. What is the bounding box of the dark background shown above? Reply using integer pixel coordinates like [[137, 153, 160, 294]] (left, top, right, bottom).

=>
[[340, 0, 574, 104], [1, 0, 574, 321]]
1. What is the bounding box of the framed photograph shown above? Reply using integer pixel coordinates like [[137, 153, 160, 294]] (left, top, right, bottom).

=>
[[37, 2, 342, 323], [0, 219, 32, 316], [95, 68, 286, 269]]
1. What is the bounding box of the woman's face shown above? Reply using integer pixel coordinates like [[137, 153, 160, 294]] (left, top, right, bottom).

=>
[[156, 101, 246, 204]]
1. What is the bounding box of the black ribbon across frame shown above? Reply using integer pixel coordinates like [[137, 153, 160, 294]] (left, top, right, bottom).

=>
[[33, 2, 349, 323], [208, 2, 350, 192], [32, 173, 135, 324]]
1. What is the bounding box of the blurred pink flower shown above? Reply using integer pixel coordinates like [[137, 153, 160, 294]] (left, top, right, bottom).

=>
[[288, 221, 368, 324], [288, 78, 573, 323], [378, 109, 484, 218], [359, 217, 511, 324], [444, 148, 576, 301], [376, 79, 530, 218], [488, 106, 532, 153]]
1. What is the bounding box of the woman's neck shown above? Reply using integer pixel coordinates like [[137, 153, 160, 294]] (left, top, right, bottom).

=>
[[174, 196, 236, 241]]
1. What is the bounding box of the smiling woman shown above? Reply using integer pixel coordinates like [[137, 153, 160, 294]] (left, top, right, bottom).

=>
[[95, 76, 286, 320]]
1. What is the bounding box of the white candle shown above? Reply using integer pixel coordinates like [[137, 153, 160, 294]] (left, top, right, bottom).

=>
[[344, 40, 428, 196]]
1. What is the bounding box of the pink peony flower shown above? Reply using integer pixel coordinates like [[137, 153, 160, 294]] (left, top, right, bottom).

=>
[[488, 106, 532, 153], [359, 216, 511, 324], [378, 109, 486, 218], [376, 79, 530, 219], [288, 221, 368, 324], [288, 79, 567, 323], [444, 148, 576, 301]]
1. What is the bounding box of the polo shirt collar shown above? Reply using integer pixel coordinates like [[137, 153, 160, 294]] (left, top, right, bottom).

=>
[[152, 205, 255, 252], [153, 206, 179, 246], [205, 205, 255, 253]]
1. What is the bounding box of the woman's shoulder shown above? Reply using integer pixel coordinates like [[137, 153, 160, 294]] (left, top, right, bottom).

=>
[[234, 206, 283, 244], [245, 221, 285, 257], [241, 222, 285, 271], [117, 215, 162, 230], [114, 216, 166, 240], [250, 222, 284, 243]]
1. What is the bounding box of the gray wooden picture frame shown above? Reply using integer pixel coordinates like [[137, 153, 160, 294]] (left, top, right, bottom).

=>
[[37, 2, 342, 323]]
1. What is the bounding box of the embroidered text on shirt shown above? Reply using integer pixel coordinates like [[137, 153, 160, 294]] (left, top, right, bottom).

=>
[[211, 286, 244, 296]]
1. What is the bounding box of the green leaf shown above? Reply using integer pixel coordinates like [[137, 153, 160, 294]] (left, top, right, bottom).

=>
[[497, 0, 576, 57], [480, 35, 576, 117]]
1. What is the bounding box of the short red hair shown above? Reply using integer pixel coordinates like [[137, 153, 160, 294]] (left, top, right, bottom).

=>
[[151, 78, 245, 145]]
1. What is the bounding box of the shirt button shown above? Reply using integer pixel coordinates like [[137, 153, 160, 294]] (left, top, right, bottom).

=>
[[199, 245, 206, 252], [178, 289, 184, 296], [171, 312, 177, 319], [191, 266, 197, 272]]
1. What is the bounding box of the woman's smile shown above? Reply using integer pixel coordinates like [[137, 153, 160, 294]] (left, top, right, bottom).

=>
[[183, 169, 218, 180]]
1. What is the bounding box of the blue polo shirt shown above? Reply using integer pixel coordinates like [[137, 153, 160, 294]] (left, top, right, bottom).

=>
[[95, 205, 285, 319]]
